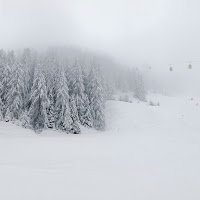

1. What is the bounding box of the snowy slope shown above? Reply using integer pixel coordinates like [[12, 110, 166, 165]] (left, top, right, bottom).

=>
[[0, 94, 200, 200]]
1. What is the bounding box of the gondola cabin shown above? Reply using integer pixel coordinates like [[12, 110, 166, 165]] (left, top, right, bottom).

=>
[[188, 64, 192, 69]]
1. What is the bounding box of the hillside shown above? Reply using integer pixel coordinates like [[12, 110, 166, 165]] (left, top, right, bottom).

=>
[[0, 94, 200, 200]]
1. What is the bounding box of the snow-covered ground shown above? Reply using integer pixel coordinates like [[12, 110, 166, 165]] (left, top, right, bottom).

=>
[[0, 93, 200, 200]]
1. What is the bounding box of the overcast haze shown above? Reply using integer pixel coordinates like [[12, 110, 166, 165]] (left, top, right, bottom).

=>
[[1, 0, 200, 95]]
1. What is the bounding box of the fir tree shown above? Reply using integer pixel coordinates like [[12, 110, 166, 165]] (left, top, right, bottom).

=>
[[0, 49, 6, 77], [72, 63, 93, 127], [47, 89, 56, 129], [4, 108, 12, 122], [7, 50, 15, 68], [71, 121, 81, 134], [0, 110, 3, 121], [69, 95, 79, 122], [81, 95, 93, 128], [134, 70, 147, 102], [1, 65, 12, 115], [0, 97, 3, 120], [7, 64, 24, 120], [69, 95, 81, 134], [20, 111, 30, 129], [54, 69, 74, 133], [20, 48, 34, 107], [28, 68, 49, 131], [87, 66, 105, 130]]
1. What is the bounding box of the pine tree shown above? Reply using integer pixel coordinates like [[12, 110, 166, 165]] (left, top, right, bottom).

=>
[[47, 89, 56, 129], [45, 60, 58, 129], [71, 63, 93, 128], [82, 67, 93, 127], [86, 66, 105, 130], [54, 69, 74, 133], [7, 64, 24, 120], [134, 70, 147, 102], [0, 50, 6, 111], [20, 111, 30, 128], [73, 65, 85, 121], [1, 65, 12, 115], [69, 95, 79, 122], [71, 121, 81, 134], [69, 95, 81, 134], [0, 110, 3, 121], [28, 68, 49, 131], [4, 108, 12, 122], [81, 95, 93, 128], [7, 50, 15, 68], [0, 49, 6, 77], [0, 97, 3, 121], [20, 48, 34, 107]]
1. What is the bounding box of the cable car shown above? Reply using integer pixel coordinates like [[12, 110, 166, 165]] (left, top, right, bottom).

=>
[[188, 63, 192, 69], [169, 66, 173, 71]]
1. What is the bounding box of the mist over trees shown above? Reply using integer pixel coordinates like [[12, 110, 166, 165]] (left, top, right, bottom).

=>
[[0, 47, 146, 133]]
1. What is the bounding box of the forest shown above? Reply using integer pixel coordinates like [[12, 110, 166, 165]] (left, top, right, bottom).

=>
[[0, 48, 146, 133]]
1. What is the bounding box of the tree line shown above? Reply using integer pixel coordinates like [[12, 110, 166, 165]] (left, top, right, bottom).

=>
[[0, 49, 106, 133]]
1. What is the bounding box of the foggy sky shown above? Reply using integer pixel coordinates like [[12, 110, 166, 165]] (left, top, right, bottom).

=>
[[1, 0, 200, 95]]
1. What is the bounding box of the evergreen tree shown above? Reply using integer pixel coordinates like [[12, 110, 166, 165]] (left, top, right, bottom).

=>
[[72, 63, 93, 127], [47, 89, 56, 129], [54, 69, 74, 133], [134, 70, 147, 102], [7, 64, 24, 120], [0, 49, 6, 77], [69, 95, 81, 134], [4, 108, 12, 122], [7, 50, 15, 68], [69, 95, 79, 122], [86, 66, 105, 130], [20, 111, 30, 128], [0, 110, 3, 121], [1, 65, 12, 115], [20, 48, 34, 107], [81, 95, 93, 128], [28, 68, 49, 131], [0, 97, 3, 121], [71, 121, 81, 134]]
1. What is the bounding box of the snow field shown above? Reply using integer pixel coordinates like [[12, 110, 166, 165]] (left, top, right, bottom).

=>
[[0, 94, 200, 200]]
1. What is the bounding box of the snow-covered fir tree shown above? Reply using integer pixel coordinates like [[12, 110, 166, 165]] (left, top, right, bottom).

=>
[[0, 97, 3, 121], [69, 95, 79, 122], [0, 50, 6, 77], [81, 95, 93, 128], [4, 108, 12, 122], [20, 48, 34, 107], [7, 50, 15, 68], [86, 66, 106, 130], [69, 95, 81, 134], [47, 88, 56, 129], [20, 110, 30, 129], [54, 69, 74, 133], [1, 64, 12, 115], [6, 64, 24, 120], [28, 67, 49, 131], [71, 63, 93, 128], [134, 69, 147, 102]]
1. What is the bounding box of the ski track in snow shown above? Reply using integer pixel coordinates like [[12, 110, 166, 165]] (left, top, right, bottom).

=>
[[0, 93, 200, 200]]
